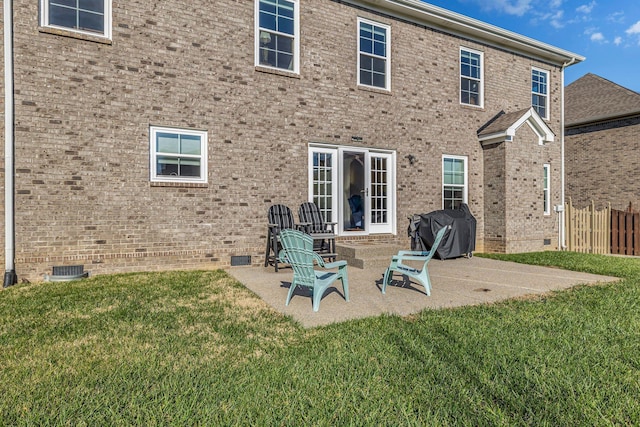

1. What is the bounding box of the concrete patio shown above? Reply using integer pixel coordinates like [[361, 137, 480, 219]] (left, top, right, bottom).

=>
[[229, 256, 619, 328]]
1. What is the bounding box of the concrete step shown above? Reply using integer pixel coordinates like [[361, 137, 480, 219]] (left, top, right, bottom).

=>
[[336, 242, 406, 269]]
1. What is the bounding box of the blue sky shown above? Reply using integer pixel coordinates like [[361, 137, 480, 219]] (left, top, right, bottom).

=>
[[421, 0, 640, 92]]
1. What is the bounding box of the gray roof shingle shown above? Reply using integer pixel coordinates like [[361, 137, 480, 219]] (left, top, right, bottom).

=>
[[477, 108, 532, 137], [565, 73, 640, 126]]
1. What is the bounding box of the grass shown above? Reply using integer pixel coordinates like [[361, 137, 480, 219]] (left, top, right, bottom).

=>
[[1, 253, 639, 425]]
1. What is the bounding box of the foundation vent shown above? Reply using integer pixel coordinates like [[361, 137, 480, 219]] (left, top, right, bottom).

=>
[[231, 256, 251, 266]]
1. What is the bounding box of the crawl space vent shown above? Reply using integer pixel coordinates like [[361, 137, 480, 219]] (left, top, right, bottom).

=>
[[231, 256, 251, 266]]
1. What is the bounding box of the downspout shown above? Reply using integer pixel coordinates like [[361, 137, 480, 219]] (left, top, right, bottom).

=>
[[3, 0, 17, 286], [559, 57, 577, 251]]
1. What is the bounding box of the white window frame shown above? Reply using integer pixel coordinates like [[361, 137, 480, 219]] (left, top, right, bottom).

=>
[[543, 164, 551, 216], [150, 126, 208, 184], [255, 0, 300, 74], [40, 0, 112, 39], [442, 155, 468, 210], [459, 47, 484, 108], [532, 67, 550, 120], [357, 18, 391, 91]]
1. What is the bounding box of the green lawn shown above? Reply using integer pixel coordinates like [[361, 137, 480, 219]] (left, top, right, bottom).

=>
[[1, 252, 639, 425]]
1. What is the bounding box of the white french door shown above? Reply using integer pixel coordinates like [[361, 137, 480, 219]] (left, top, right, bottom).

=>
[[368, 151, 394, 234], [309, 145, 395, 236]]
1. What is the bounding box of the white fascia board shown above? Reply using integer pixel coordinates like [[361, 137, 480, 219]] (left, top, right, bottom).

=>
[[479, 108, 554, 146], [515, 108, 555, 144], [478, 132, 512, 146], [357, 0, 585, 66]]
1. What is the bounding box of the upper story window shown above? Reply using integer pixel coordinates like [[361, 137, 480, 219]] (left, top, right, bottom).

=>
[[532, 68, 549, 120], [460, 48, 483, 107], [41, 0, 112, 38], [358, 18, 391, 90], [256, 0, 299, 73], [442, 155, 468, 210], [150, 126, 208, 184]]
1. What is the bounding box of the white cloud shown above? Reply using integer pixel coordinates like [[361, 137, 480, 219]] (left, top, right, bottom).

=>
[[532, 9, 565, 28], [550, 0, 563, 8], [583, 26, 597, 35], [626, 21, 640, 35], [607, 11, 625, 24], [614, 36, 622, 46], [471, 0, 532, 16], [550, 10, 565, 29], [576, 1, 596, 14], [584, 27, 607, 43]]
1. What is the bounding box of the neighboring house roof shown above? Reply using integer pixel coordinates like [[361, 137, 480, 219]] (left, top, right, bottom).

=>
[[565, 73, 640, 127], [362, 0, 584, 66], [478, 107, 555, 146]]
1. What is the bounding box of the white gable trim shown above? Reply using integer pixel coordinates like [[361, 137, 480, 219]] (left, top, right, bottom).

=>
[[478, 107, 555, 146]]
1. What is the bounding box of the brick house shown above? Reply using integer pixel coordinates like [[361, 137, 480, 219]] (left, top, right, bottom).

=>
[[1, 0, 583, 282], [565, 73, 640, 211]]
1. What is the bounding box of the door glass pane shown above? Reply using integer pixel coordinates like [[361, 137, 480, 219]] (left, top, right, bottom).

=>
[[343, 152, 365, 231], [370, 156, 388, 224], [312, 152, 334, 223]]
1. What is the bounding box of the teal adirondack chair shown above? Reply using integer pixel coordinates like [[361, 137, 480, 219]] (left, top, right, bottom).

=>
[[382, 225, 449, 296], [278, 229, 349, 312]]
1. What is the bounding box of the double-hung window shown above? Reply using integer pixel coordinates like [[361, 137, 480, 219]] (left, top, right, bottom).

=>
[[256, 0, 299, 73], [460, 48, 483, 107], [442, 155, 468, 210], [358, 18, 390, 90], [150, 127, 208, 184], [41, 0, 112, 38], [543, 164, 551, 215], [532, 68, 549, 119]]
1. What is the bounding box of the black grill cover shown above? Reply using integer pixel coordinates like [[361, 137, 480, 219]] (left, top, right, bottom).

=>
[[409, 204, 477, 259]]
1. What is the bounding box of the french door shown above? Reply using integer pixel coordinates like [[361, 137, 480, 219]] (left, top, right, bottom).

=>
[[309, 145, 395, 236]]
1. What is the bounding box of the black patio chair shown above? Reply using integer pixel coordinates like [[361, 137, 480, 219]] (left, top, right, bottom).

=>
[[298, 202, 337, 260], [264, 204, 303, 272]]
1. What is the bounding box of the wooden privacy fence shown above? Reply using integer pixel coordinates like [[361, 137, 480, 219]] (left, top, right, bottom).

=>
[[611, 204, 640, 256], [564, 199, 610, 254]]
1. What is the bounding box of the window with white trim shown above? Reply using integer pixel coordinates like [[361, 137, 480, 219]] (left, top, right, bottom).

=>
[[256, 0, 299, 72], [532, 68, 549, 119], [358, 18, 390, 90], [150, 127, 208, 184], [543, 164, 551, 215], [442, 155, 468, 210], [460, 48, 483, 107], [41, 0, 112, 38]]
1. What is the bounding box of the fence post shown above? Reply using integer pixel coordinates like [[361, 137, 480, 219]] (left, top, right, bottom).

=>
[[590, 200, 595, 254], [630, 212, 640, 256], [612, 208, 619, 254], [606, 202, 611, 254]]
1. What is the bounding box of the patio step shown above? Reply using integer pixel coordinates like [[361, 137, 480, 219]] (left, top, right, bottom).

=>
[[336, 242, 406, 269]]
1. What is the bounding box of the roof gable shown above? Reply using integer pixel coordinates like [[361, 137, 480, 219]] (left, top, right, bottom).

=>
[[565, 73, 640, 127], [478, 108, 555, 146]]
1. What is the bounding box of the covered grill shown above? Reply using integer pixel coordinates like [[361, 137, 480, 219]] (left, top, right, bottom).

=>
[[408, 203, 477, 259]]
